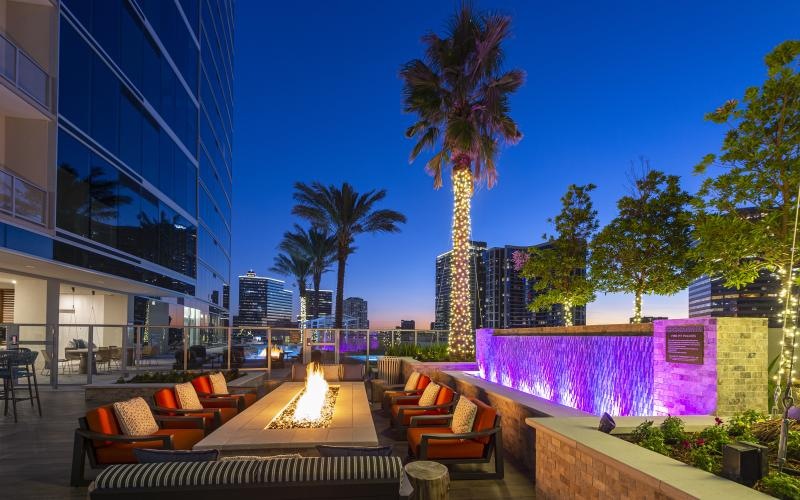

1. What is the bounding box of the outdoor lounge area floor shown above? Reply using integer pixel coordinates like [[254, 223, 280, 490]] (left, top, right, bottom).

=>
[[0, 385, 534, 500]]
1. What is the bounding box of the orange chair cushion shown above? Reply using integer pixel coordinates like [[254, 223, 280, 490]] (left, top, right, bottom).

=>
[[407, 427, 485, 459], [470, 398, 497, 444], [86, 405, 121, 447], [94, 428, 204, 464], [391, 407, 450, 426], [153, 388, 179, 410], [242, 392, 257, 407], [435, 387, 455, 406], [416, 375, 431, 391], [191, 376, 213, 395]]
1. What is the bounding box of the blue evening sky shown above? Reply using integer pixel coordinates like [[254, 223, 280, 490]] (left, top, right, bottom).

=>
[[231, 1, 800, 328]]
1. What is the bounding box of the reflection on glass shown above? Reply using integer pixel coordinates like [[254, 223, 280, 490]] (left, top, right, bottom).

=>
[[14, 178, 46, 225]]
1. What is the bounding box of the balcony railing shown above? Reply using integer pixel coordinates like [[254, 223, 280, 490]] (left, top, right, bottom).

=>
[[0, 167, 47, 226], [0, 32, 49, 109]]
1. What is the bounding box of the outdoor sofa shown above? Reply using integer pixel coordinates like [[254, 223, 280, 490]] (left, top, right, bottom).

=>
[[87, 455, 405, 499]]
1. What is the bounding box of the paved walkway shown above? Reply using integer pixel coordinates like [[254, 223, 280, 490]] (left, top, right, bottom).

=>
[[0, 384, 534, 499]]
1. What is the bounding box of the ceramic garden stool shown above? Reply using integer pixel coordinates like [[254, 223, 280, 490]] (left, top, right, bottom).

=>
[[404, 460, 449, 500]]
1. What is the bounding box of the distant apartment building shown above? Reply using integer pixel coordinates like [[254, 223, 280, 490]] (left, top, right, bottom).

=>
[[343, 297, 368, 329], [689, 270, 781, 327], [434, 241, 487, 330], [236, 271, 292, 326], [398, 319, 415, 330], [307, 289, 333, 319]]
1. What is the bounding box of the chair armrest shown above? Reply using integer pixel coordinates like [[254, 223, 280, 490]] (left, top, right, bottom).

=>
[[424, 427, 500, 441], [410, 414, 454, 427], [75, 428, 173, 447], [398, 403, 453, 414], [152, 406, 220, 415], [153, 415, 205, 429], [200, 397, 241, 410], [383, 383, 406, 390], [392, 395, 422, 403]]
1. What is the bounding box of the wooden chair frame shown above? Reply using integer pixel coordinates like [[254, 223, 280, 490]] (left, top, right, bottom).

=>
[[407, 414, 504, 480]]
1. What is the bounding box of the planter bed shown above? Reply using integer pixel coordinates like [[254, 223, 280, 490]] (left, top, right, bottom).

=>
[[527, 416, 774, 499]]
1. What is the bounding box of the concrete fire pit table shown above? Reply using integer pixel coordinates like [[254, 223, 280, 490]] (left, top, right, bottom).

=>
[[194, 381, 378, 454]]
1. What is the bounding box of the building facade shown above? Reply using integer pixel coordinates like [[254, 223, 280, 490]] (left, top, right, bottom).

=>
[[433, 241, 486, 330], [0, 0, 233, 348], [307, 289, 333, 319], [399, 319, 415, 330], [484, 245, 534, 328], [689, 271, 781, 328], [342, 296, 368, 329], [264, 277, 292, 326], [236, 271, 266, 325]]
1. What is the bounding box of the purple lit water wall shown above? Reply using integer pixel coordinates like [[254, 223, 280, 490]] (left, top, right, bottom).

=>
[[475, 329, 654, 416]]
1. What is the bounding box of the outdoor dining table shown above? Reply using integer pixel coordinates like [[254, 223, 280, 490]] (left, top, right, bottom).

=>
[[67, 348, 97, 374]]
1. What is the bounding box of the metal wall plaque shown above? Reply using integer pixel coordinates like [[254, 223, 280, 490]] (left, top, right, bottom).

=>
[[665, 325, 705, 365]]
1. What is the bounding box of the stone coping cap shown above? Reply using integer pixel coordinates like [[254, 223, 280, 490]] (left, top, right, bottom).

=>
[[486, 323, 653, 337], [444, 371, 590, 417], [526, 416, 772, 499]]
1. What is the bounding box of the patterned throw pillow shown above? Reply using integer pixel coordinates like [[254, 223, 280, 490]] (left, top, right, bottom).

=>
[[450, 397, 478, 434], [113, 397, 159, 436], [209, 372, 228, 394], [174, 382, 203, 410], [417, 382, 440, 407], [404, 372, 421, 391]]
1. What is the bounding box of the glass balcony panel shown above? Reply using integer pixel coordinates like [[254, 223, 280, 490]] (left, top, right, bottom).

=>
[[17, 52, 48, 106], [0, 170, 12, 213], [0, 35, 15, 81], [14, 177, 46, 225]]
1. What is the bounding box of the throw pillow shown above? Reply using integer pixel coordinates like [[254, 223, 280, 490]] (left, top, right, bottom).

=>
[[113, 397, 159, 436], [417, 382, 440, 407], [174, 382, 203, 410], [209, 372, 229, 394], [316, 445, 392, 457], [134, 448, 219, 463], [404, 372, 421, 391], [451, 397, 478, 434]]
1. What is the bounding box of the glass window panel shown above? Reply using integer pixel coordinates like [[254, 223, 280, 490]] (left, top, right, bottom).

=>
[[141, 114, 159, 187], [120, 3, 143, 90], [89, 153, 119, 247], [59, 21, 92, 132], [0, 170, 12, 213], [64, 0, 91, 29], [118, 90, 142, 174], [14, 178, 46, 225], [56, 131, 91, 237], [90, 0, 121, 63], [139, 190, 159, 264], [116, 173, 141, 257], [90, 56, 119, 155]]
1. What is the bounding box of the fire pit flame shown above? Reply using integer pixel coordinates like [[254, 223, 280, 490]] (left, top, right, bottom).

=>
[[293, 362, 329, 422]]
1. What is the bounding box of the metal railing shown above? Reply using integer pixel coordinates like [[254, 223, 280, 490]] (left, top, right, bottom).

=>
[[0, 324, 451, 388], [0, 32, 50, 109], [0, 167, 46, 226]]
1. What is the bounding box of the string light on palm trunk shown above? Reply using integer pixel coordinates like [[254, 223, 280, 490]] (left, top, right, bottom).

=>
[[449, 168, 475, 359]]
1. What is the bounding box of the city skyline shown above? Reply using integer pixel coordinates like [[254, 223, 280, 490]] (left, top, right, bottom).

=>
[[231, 1, 800, 329]]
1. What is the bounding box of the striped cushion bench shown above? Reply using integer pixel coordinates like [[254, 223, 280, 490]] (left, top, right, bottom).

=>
[[92, 456, 403, 491]]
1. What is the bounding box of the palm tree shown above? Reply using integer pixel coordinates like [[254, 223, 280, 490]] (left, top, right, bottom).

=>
[[279, 224, 337, 319], [292, 182, 406, 329], [400, 4, 524, 359], [270, 251, 311, 325]]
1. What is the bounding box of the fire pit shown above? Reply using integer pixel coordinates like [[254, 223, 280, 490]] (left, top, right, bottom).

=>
[[267, 386, 340, 429]]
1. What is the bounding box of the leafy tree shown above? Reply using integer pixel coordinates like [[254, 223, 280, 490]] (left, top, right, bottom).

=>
[[591, 167, 695, 322], [520, 184, 598, 326], [279, 224, 337, 319], [400, 4, 523, 358], [691, 41, 800, 399], [292, 182, 406, 329]]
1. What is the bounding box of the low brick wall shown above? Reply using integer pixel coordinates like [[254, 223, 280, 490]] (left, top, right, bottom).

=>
[[528, 417, 771, 499], [85, 371, 279, 406]]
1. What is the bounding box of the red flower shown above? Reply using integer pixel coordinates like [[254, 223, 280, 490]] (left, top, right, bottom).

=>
[[715, 417, 723, 426], [681, 439, 691, 449], [695, 438, 706, 447]]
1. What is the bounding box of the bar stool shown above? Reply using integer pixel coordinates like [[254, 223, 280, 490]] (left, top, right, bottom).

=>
[[0, 349, 42, 422]]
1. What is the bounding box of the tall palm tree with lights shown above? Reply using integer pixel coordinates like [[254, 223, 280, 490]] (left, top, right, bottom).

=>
[[400, 4, 524, 359], [270, 250, 311, 326], [292, 182, 406, 329], [280, 224, 337, 320]]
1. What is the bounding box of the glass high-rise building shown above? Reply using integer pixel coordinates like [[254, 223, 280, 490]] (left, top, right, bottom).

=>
[[433, 241, 486, 330], [0, 0, 233, 336], [235, 271, 293, 327], [307, 289, 333, 319], [688, 271, 781, 327], [343, 296, 368, 329]]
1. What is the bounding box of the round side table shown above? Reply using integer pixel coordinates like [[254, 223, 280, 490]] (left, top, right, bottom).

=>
[[404, 460, 449, 500]]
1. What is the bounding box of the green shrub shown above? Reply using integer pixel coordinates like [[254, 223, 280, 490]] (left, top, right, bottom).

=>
[[631, 420, 669, 454], [631, 420, 656, 443], [726, 410, 767, 441], [786, 430, 800, 461], [117, 370, 238, 384], [383, 343, 453, 362], [699, 423, 730, 451], [689, 446, 717, 472], [660, 416, 686, 444], [758, 473, 800, 500]]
